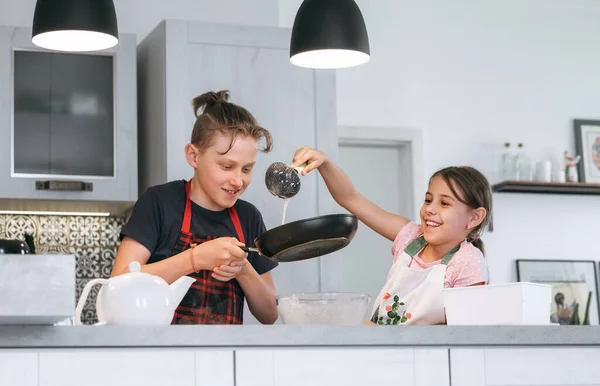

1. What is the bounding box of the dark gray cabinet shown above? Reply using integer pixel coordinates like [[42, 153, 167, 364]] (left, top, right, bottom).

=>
[[0, 26, 138, 215]]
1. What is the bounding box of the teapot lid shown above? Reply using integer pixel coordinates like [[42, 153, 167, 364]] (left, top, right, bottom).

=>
[[109, 260, 168, 287], [121, 261, 157, 281], [129, 261, 141, 272], [124, 261, 152, 279]]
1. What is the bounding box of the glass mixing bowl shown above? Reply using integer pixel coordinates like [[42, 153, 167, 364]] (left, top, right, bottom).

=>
[[276, 292, 371, 325]]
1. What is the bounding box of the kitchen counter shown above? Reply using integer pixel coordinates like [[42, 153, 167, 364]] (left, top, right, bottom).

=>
[[3, 325, 600, 386], [0, 324, 597, 348]]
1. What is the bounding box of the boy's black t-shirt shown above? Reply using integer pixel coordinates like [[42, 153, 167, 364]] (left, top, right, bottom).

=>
[[120, 180, 278, 275]]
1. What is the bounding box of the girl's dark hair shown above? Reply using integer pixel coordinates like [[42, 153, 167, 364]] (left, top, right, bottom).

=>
[[430, 166, 493, 255], [191, 90, 273, 154]]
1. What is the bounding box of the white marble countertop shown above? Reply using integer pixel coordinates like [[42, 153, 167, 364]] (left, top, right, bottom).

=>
[[0, 325, 598, 348]]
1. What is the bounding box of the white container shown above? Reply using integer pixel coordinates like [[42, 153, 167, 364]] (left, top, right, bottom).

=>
[[443, 282, 552, 325]]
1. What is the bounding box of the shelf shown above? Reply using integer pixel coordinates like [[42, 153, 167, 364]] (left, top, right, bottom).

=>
[[492, 181, 600, 195], [0, 198, 134, 217]]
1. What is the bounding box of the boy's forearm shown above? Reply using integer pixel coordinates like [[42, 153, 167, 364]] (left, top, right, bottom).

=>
[[237, 265, 278, 324]]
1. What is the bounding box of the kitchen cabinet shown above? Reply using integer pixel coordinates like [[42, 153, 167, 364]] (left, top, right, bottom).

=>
[[451, 348, 600, 386], [137, 20, 341, 322], [11, 346, 600, 386], [235, 348, 450, 386], [0, 351, 37, 386], [0, 26, 138, 216], [0, 349, 234, 386]]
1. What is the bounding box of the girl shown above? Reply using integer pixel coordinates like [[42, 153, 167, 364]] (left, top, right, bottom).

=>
[[111, 90, 278, 325], [290, 147, 492, 325]]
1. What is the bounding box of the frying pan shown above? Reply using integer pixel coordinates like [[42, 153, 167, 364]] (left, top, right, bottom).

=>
[[241, 214, 358, 263]]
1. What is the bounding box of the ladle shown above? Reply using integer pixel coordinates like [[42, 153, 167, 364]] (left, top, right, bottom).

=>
[[265, 162, 307, 199]]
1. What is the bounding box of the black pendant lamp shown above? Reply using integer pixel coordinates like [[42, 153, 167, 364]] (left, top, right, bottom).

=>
[[32, 0, 119, 52], [290, 0, 370, 69]]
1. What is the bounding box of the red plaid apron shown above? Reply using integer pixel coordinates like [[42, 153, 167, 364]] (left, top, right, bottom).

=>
[[171, 180, 245, 324]]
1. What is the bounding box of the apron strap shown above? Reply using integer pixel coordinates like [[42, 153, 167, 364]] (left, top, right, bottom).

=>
[[440, 245, 459, 265], [182, 180, 246, 244], [182, 180, 193, 234], [404, 236, 427, 257], [227, 206, 245, 244], [403, 235, 459, 266]]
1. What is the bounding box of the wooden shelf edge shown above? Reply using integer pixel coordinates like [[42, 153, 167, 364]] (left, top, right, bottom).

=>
[[492, 180, 600, 195]]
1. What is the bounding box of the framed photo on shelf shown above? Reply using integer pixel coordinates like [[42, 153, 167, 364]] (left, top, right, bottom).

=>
[[574, 119, 600, 183], [516, 259, 599, 325]]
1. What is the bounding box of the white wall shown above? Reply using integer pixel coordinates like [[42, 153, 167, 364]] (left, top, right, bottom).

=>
[[0, 0, 279, 41], [280, 0, 600, 285]]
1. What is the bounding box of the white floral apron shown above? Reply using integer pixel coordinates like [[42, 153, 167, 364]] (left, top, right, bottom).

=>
[[370, 235, 458, 325]]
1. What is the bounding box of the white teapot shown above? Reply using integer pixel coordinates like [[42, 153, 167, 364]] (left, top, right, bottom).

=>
[[74, 261, 195, 325]]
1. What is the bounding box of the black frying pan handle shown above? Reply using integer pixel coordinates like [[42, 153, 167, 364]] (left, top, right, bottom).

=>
[[240, 246, 260, 254]]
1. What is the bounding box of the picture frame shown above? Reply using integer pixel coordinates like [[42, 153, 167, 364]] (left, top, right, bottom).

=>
[[574, 119, 600, 183], [516, 259, 599, 325]]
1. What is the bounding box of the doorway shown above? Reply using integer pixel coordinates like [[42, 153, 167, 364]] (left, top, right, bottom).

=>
[[334, 126, 424, 309]]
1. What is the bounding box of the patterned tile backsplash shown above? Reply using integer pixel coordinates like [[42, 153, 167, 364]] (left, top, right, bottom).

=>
[[0, 214, 126, 325]]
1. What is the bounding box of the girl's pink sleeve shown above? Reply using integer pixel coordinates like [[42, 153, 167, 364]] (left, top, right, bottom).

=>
[[450, 246, 489, 287], [391, 222, 422, 264]]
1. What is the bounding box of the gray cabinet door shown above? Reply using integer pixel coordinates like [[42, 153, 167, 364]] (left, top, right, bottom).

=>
[[12, 51, 53, 176], [0, 26, 138, 209]]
